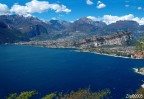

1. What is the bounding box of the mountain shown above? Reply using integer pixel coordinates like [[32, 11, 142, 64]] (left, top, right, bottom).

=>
[[0, 15, 144, 44], [105, 21, 139, 33], [49, 20, 72, 31], [0, 15, 73, 40], [70, 17, 107, 34], [23, 31, 132, 48], [0, 21, 29, 44], [0, 15, 50, 38], [139, 25, 144, 31]]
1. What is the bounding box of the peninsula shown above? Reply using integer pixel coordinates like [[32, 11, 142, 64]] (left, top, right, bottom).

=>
[[133, 68, 144, 75]]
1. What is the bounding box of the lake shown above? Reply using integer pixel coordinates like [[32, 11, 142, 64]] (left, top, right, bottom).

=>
[[0, 45, 144, 99]]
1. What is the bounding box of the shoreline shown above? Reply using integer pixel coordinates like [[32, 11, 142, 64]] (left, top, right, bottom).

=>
[[1, 43, 144, 60], [75, 50, 144, 60], [133, 68, 144, 75]]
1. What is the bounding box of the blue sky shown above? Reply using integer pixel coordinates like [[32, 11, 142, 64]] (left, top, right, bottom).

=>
[[0, 0, 144, 24]]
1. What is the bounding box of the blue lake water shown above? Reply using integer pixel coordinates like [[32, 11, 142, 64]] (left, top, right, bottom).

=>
[[0, 45, 144, 99]]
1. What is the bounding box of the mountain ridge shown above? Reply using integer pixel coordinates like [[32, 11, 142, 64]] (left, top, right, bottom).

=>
[[0, 15, 143, 43]]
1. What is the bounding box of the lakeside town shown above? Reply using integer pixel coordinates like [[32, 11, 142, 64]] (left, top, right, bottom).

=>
[[15, 32, 144, 59]]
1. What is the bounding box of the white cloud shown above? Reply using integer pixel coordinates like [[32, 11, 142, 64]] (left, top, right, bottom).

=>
[[10, 4, 29, 15], [86, 14, 144, 25], [51, 17, 57, 20], [96, 1, 106, 9], [86, 0, 94, 5], [9, 0, 71, 16], [125, 5, 129, 8], [48, 4, 71, 13], [87, 16, 101, 21], [132, 17, 144, 25], [0, 3, 10, 15], [25, 0, 50, 13], [103, 14, 135, 24], [97, 3, 106, 9], [137, 6, 142, 10]]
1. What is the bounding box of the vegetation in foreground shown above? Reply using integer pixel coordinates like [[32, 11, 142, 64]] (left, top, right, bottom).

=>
[[6, 87, 144, 99], [132, 35, 144, 59], [132, 87, 144, 99], [6, 88, 111, 99], [6, 90, 38, 99], [136, 87, 144, 95]]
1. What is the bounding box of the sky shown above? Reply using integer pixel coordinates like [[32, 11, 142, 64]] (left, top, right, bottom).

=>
[[0, 0, 144, 25]]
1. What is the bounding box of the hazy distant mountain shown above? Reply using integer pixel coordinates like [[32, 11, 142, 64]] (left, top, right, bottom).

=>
[[0, 15, 144, 43], [106, 20, 139, 33], [139, 25, 144, 31], [70, 17, 107, 34], [49, 20, 72, 31]]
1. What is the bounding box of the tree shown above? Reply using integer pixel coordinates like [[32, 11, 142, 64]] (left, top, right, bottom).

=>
[[136, 35, 144, 51], [6, 89, 111, 99], [42, 93, 56, 99], [7, 90, 38, 99]]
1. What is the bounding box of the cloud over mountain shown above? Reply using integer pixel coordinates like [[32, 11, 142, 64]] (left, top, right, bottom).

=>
[[87, 16, 100, 21], [0, 3, 10, 15], [87, 14, 144, 25]]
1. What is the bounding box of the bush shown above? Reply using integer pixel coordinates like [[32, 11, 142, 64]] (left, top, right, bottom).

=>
[[7, 90, 38, 99], [6, 88, 110, 99]]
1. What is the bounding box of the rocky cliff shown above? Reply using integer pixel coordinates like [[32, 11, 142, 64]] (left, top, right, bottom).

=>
[[72, 31, 131, 48], [17, 31, 131, 49]]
